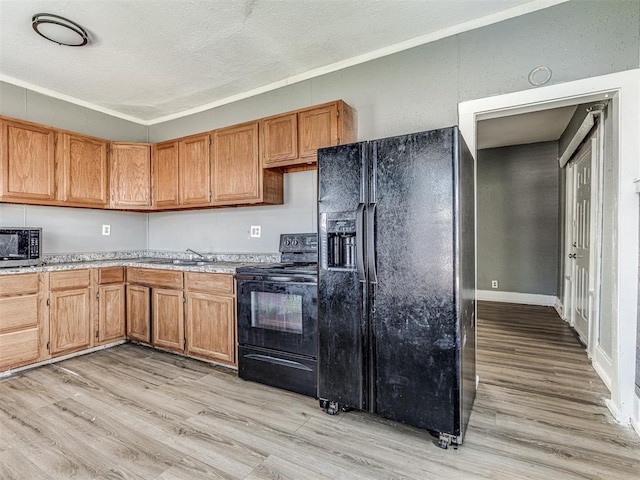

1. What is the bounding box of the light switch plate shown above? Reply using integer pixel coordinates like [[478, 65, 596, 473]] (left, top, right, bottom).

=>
[[102, 224, 111, 236], [250, 225, 261, 238]]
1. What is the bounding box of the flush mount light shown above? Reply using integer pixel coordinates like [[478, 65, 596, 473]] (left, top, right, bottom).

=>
[[32, 13, 88, 46]]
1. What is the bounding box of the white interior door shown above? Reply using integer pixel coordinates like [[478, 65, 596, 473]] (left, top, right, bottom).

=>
[[571, 139, 592, 344]]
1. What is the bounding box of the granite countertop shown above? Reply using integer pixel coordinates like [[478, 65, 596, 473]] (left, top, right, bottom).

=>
[[0, 250, 280, 276]]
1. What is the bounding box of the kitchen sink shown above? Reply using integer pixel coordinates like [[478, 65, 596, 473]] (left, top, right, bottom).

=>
[[144, 259, 216, 266]]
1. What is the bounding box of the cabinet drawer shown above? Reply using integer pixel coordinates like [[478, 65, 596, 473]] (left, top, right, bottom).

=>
[[0, 294, 38, 333], [98, 267, 125, 284], [185, 272, 234, 295], [0, 328, 40, 371], [0, 273, 39, 296], [127, 268, 183, 289], [50, 269, 91, 290]]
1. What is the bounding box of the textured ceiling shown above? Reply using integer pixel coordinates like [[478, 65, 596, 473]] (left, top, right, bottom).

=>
[[0, 0, 565, 124]]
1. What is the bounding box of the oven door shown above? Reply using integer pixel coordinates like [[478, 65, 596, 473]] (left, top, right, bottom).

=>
[[236, 274, 317, 358]]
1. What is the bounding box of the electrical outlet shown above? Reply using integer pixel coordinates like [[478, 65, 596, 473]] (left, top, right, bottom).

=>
[[250, 225, 261, 238], [102, 224, 111, 236], [491, 280, 498, 289]]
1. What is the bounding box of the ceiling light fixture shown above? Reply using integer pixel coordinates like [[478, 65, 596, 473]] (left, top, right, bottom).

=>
[[32, 13, 88, 47]]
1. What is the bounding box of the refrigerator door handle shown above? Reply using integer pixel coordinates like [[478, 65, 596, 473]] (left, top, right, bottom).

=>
[[367, 203, 378, 284], [356, 203, 366, 282]]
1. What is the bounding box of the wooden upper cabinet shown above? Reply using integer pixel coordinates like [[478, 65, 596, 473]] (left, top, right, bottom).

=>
[[0, 118, 56, 201], [109, 142, 151, 208], [261, 113, 298, 166], [299, 102, 352, 159], [152, 140, 180, 208], [179, 133, 211, 206], [261, 101, 357, 170], [57, 133, 109, 207], [211, 121, 261, 204]]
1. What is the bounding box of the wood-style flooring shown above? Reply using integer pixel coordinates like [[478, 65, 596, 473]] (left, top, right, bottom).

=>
[[1, 301, 639, 479]]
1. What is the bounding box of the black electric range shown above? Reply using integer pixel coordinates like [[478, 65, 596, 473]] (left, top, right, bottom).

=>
[[235, 233, 318, 397]]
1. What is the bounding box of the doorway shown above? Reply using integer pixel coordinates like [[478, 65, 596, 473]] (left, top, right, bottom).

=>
[[459, 69, 640, 424]]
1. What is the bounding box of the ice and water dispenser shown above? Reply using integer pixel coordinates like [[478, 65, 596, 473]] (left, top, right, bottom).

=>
[[320, 213, 357, 270]]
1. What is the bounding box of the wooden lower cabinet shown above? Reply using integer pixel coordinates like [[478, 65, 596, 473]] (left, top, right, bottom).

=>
[[49, 269, 92, 357], [185, 292, 235, 364], [0, 273, 47, 371], [49, 287, 92, 356], [126, 284, 151, 343], [97, 284, 126, 343], [185, 272, 236, 366], [152, 288, 185, 352], [95, 267, 126, 345]]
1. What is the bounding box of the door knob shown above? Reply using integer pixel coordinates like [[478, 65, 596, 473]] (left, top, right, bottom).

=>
[[568, 253, 576, 259]]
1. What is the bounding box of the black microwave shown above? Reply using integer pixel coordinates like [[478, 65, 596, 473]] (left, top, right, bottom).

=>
[[0, 228, 42, 268]]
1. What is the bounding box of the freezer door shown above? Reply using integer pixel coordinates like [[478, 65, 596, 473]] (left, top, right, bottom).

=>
[[456, 129, 477, 443], [317, 142, 369, 410], [371, 128, 460, 435]]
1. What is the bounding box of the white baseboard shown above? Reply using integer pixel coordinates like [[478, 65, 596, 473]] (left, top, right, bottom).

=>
[[553, 297, 564, 319], [476, 290, 557, 306], [592, 345, 613, 391]]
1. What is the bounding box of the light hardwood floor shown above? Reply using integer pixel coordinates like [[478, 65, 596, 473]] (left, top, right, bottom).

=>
[[1, 302, 639, 479]]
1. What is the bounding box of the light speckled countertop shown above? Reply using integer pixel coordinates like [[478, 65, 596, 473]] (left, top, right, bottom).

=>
[[0, 250, 280, 276]]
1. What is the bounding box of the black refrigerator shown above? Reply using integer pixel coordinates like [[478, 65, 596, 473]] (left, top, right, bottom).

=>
[[317, 126, 476, 448]]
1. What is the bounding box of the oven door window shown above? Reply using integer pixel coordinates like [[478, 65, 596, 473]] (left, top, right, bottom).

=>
[[237, 279, 317, 357], [251, 291, 303, 334]]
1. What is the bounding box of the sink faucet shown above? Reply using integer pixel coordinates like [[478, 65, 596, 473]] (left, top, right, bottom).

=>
[[186, 248, 206, 259]]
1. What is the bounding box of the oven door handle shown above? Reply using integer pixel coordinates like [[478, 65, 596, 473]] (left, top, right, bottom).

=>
[[356, 202, 366, 282], [244, 354, 314, 371]]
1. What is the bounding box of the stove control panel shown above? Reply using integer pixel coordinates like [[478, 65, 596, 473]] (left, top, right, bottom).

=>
[[279, 233, 318, 255]]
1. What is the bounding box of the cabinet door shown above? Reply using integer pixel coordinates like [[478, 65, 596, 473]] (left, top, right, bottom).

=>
[[186, 292, 235, 365], [261, 113, 298, 166], [126, 285, 150, 343], [179, 133, 210, 206], [60, 133, 109, 206], [50, 288, 92, 356], [211, 122, 260, 203], [0, 118, 55, 200], [98, 284, 126, 344], [152, 288, 184, 352], [110, 143, 151, 208], [298, 103, 339, 159], [152, 141, 179, 208]]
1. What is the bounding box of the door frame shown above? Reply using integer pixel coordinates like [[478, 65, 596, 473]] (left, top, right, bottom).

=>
[[458, 69, 640, 425]]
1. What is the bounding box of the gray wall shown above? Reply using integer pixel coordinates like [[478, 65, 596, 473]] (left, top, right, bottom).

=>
[[477, 142, 560, 295], [1, 0, 639, 256], [0, 203, 147, 254], [148, 170, 316, 253], [146, 0, 639, 253], [0, 81, 149, 254]]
